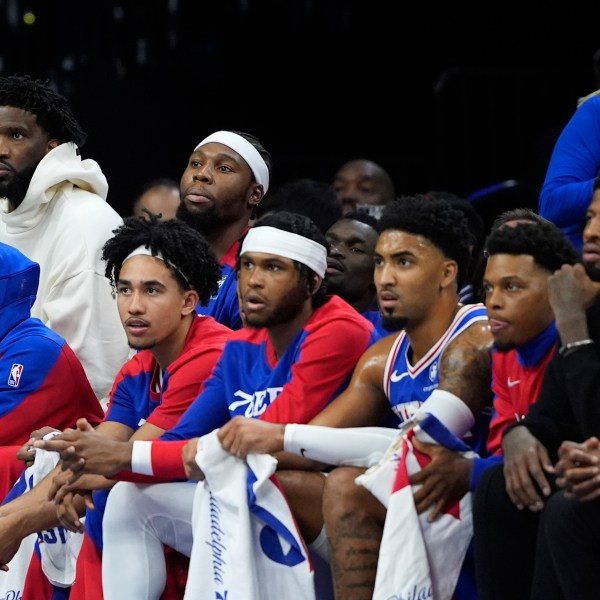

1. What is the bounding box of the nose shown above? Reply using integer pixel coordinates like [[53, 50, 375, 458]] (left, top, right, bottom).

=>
[[329, 241, 344, 258], [485, 288, 502, 309], [374, 261, 395, 287], [584, 213, 600, 241], [192, 162, 212, 182], [127, 290, 145, 314]]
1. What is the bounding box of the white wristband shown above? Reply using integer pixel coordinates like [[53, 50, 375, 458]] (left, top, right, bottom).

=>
[[131, 440, 154, 476], [413, 389, 474, 439], [284, 424, 399, 468]]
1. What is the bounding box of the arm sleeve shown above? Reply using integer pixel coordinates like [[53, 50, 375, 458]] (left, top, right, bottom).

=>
[[283, 424, 399, 468], [260, 319, 373, 425], [539, 98, 600, 243]]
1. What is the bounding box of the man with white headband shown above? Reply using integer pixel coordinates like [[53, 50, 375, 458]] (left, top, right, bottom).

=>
[[0, 214, 232, 599], [37, 211, 381, 598], [212, 196, 495, 600], [176, 129, 272, 329]]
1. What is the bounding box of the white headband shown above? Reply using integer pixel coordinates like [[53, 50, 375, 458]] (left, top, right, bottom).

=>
[[241, 227, 327, 278], [122, 246, 192, 288], [195, 131, 269, 194]]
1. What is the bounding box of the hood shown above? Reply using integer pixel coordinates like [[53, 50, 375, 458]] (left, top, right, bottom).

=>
[[0, 242, 40, 339], [0, 142, 109, 231]]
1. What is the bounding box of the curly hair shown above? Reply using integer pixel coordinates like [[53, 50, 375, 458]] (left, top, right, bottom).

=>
[[0, 74, 87, 147], [236, 210, 329, 308], [485, 220, 580, 273], [378, 195, 471, 289], [102, 212, 221, 306]]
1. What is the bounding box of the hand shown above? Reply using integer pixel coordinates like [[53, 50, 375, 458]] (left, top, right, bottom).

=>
[[33, 418, 132, 480], [409, 437, 472, 522], [182, 438, 204, 480], [217, 416, 285, 458], [55, 490, 89, 534], [15, 426, 61, 467], [501, 426, 553, 511], [555, 438, 600, 501], [548, 263, 598, 318]]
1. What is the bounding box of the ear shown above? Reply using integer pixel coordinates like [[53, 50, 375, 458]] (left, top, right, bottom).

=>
[[440, 260, 459, 290], [308, 274, 323, 296], [248, 183, 265, 208], [46, 139, 60, 152], [181, 290, 199, 316]]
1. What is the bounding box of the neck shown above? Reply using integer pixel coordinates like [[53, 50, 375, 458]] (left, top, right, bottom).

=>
[[406, 295, 460, 364], [208, 218, 250, 261], [267, 301, 315, 360], [151, 314, 194, 370]]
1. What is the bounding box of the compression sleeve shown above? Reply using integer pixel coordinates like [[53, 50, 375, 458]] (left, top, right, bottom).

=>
[[413, 389, 475, 439], [283, 425, 399, 468], [130, 439, 187, 479]]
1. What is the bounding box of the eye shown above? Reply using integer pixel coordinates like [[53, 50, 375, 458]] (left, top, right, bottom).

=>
[[117, 286, 130, 295], [267, 264, 281, 272], [350, 246, 365, 254], [11, 131, 24, 140], [147, 287, 159, 295], [217, 164, 233, 173]]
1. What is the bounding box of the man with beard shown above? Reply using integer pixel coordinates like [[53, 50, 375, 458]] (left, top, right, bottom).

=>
[[177, 130, 272, 330], [472, 183, 600, 600], [200, 196, 495, 600], [0, 75, 128, 405], [37, 211, 379, 599]]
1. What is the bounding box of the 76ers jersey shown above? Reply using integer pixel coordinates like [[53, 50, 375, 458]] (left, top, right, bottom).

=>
[[383, 303, 488, 424]]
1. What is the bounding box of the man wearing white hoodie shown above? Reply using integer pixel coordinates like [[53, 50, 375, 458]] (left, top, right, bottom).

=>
[[0, 74, 128, 405]]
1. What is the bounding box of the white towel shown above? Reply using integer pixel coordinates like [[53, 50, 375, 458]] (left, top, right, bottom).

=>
[[185, 429, 316, 600], [357, 415, 477, 600]]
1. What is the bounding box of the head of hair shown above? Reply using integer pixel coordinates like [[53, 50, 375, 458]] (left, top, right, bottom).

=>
[[135, 177, 179, 198], [485, 220, 580, 273], [0, 74, 87, 147], [228, 130, 273, 186], [336, 210, 380, 232], [237, 210, 329, 308], [490, 207, 549, 233], [256, 178, 343, 233], [425, 190, 485, 252], [102, 212, 221, 306], [378, 195, 471, 289]]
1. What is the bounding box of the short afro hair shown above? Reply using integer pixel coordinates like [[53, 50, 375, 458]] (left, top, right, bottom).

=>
[[485, 220, 580, 273], [378, 195, 471, 288], [0, 74, 87, 147], [237, 210, 329, 308], [102, 212, 221, 306]]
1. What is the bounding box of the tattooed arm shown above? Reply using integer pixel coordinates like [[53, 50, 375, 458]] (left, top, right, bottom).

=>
[[410, 320, 494, 520]]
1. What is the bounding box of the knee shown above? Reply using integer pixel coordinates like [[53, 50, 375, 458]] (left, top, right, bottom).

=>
[[323, 467, 376, 522]]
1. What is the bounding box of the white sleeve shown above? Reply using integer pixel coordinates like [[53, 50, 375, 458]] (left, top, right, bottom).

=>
[[131, 440, 154, 475], [413, 388, 474, 441], [283, 425, 399, 468]]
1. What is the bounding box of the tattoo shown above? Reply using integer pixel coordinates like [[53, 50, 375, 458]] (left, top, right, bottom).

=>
[[439, 321, 493, 416]]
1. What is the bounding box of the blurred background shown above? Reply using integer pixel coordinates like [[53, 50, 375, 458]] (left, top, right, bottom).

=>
[[1, 0, 599, 226]]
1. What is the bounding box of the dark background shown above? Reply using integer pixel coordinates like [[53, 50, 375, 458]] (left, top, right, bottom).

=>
[[2, 0, 599, 230]]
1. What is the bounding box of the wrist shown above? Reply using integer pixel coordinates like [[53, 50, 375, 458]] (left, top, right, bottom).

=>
[[558, 338, 595, 358]]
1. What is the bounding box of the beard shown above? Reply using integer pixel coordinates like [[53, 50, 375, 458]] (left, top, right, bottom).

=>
[[381, 315, 408, 331], [127, 339, 155, 351], [585, 260, 600, 282], [176, 201, 224, 237], [244, 285, 309, 329], [0, 163, 37, 209]]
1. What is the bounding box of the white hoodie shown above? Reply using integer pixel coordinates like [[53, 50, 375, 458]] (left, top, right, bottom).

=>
[[0, 142, 129, 405]]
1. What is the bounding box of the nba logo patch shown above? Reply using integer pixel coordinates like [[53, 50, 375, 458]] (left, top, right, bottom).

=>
[[429, 361, 438, 382], [8, 363, 23, 387]]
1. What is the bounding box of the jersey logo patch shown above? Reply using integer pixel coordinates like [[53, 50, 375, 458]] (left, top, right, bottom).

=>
[[429, 361, 438, 382], [507, 378, 520, 388], [8, 363, 23, 387]]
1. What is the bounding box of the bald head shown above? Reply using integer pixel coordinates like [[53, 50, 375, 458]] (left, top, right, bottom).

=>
[[332, 159, 395, 215]]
